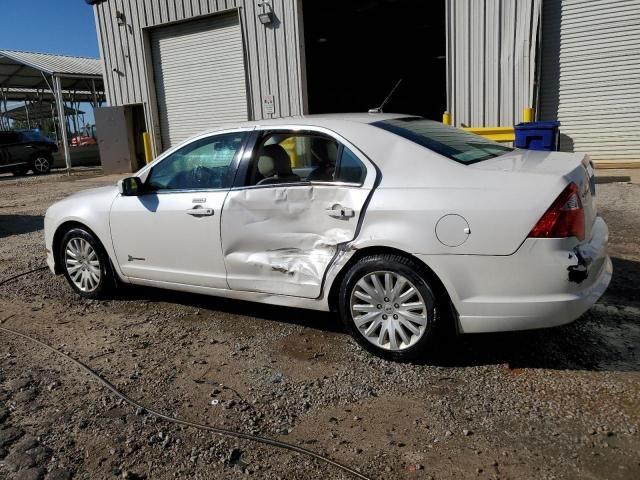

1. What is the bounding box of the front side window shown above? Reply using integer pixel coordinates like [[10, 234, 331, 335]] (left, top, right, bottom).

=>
[[373, 117, 513, 164], [147, 132, 245, 191], [245, 132, 366, 186]]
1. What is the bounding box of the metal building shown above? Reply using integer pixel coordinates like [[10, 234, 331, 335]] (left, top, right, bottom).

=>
[[93, 0, 305, 155], [539, 0, 640, 167], [92, 0, 640, 166]]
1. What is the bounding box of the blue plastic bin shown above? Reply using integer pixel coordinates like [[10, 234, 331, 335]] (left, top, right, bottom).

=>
[[514, 121, 560, 151]]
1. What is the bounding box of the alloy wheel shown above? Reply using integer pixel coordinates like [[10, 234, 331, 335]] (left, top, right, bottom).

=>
[[33, 157, 50, 173], [65, 237, 101, 292], [350, 271, 429, 351]]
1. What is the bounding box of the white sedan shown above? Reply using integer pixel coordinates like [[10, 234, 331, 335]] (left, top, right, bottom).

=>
[[44, 114, 612, 360]]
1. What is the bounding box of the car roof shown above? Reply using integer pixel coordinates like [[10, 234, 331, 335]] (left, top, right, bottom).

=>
[[248, 112, 413, 125], [193, 112, 417, 137]]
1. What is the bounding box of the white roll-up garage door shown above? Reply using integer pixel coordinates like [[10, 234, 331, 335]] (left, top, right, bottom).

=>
[[540, 0, 640, 166], [150, 13, 248, 150]]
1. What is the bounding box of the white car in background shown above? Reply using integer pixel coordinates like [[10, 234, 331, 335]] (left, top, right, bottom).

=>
[[44, 114, 612, 360]]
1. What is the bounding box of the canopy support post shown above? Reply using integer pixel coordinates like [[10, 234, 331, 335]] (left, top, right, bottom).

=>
[[91, 78, 98, 108], [0, 88, 8, 131], [53, 74, 71, 174], [50, 103, 59, 144], [24, 102, 31, 129]]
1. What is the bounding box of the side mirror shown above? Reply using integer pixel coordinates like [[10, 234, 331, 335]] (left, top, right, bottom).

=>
[[118, 177, 143, 196]]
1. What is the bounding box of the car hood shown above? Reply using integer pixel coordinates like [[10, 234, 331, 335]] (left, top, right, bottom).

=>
[[64, 185, 119, 201], [45, 185, 119, 221]]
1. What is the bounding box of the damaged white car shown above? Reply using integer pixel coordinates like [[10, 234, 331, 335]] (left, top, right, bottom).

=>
[[44, 114, 612, 360]]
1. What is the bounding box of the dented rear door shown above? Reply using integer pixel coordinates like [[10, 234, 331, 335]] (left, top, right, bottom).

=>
[[221, 184, 371, 297]]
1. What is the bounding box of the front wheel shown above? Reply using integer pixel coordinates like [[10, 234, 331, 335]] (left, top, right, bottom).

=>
[[338, 254, 439, 361], [60, 228, 113, 299]]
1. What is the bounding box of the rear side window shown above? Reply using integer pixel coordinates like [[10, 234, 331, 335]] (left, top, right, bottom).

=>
[[373, 117, 512, 164], [245, 132, 339, 186], [336, 147, 366, 184], [0, 132, 19, 145], [244, 131, 366, 186]]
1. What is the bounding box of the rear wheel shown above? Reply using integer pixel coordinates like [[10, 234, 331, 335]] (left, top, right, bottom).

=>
[[32, 155, 52, 174], [60, 228, 113, 299], [339, 254, 439, 361]]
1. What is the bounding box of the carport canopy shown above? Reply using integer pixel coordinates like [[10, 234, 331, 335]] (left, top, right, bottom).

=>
[[2, 102, 84, 122], [0, 50, 106, 171]]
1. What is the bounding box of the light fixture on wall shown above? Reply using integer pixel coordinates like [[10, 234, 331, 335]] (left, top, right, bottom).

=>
[[257, 1, 275, 26], [115, 10, 126, 26]]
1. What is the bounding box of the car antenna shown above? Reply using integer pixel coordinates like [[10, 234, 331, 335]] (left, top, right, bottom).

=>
[[368, 79, 403, 113]]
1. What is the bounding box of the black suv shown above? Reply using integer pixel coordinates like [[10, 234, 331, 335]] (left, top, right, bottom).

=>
[[0, 130, 58, 176]]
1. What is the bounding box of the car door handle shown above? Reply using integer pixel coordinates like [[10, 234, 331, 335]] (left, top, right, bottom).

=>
[[185, 206, 214, 217], [325, 204, 355, 218], [24, 145, 34, 149]]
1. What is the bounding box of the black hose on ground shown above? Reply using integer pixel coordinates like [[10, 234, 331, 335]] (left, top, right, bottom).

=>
[[0, 268, 372, 480], [0, 266, 48, 287]]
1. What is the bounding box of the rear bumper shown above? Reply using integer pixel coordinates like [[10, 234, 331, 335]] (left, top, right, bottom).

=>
[[416, 216, 612, 333]]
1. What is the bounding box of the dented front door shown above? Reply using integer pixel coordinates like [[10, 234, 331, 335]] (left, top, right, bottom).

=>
[[220, 184, 371, 298]]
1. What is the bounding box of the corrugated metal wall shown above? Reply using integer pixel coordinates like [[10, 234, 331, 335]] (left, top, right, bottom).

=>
[[446, 0, 542, 128], [93, 0, 306, 151], [539, 0, 640, 165]]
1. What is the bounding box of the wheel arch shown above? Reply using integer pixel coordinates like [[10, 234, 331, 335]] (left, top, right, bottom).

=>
[[326, 246, 458, 328], [31, 149, 54, 160], [52, 221, 111, 275]]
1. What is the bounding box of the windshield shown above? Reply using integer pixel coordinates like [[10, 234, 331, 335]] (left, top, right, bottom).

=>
[[372, 117, 513, 164]]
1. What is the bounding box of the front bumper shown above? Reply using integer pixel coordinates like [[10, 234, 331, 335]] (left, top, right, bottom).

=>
[[44, 214, 57, 274], [46, 249, 56, 274], [416, 216, 612, 333]]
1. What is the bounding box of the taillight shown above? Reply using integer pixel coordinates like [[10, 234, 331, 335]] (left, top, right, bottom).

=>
[[529, 183, 585, 241]]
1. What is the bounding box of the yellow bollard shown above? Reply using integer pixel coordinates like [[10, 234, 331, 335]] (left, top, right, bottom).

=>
[[442, 111, 451, 126], [523, 107, 534, 123], [143, 132, 153, 164]]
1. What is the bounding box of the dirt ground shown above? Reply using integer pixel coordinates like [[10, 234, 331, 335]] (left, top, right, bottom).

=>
[[0, 169, 638, 480]]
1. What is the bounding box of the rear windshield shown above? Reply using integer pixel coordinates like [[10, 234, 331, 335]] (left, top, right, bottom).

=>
[[372, 117, 513, 164]]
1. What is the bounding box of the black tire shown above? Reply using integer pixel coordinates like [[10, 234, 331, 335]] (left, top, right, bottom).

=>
[[59, 227, 114, 299], [31, 154, 52, 175], [338, 253, 439, 361]]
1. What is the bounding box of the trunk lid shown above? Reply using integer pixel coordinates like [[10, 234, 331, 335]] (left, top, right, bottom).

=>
[[472, 149, 597, 242]]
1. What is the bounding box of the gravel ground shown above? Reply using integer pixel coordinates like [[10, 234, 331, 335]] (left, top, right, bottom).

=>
[[0, 170, 638, 480]]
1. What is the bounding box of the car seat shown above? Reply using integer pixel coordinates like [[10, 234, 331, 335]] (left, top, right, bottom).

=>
[[256, 144, 300, 185]]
